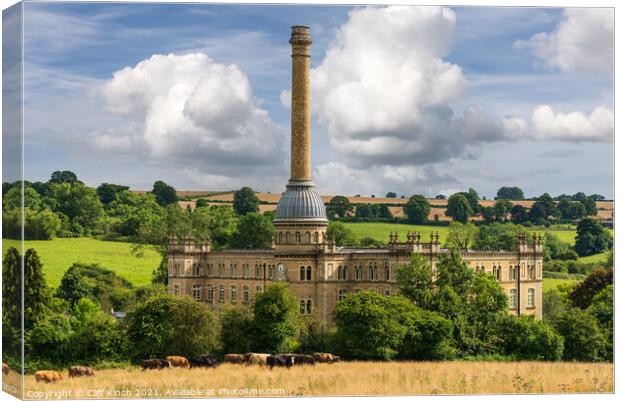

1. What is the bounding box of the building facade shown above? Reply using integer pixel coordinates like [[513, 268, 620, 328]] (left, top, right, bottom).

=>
[[168, 26, 543, 324]]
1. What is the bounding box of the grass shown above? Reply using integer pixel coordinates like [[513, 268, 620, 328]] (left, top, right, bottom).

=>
[[543, 278, 582, 292], [18, 361, 612, 397], [343, 222, 451, 245], [2, 238, 161, 288], [578, 251, 612, 264]]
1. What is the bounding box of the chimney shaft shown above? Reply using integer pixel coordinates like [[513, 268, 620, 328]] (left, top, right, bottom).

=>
[[289, 26, 312, 182]]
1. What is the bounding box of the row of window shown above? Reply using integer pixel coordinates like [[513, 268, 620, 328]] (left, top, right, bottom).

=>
[[475, 263, 540, 281], [276, 231, 322, 245], [173, 284, 264, 304], [508, 288, 536, 309]]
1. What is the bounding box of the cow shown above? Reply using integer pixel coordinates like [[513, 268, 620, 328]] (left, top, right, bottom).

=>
[[224, 354, 246, 364], [189, 355, 219, 369], [68, 365, 94, 378], [292, 354, 315, 366], [267, 355, 294, 370], [312, 352, 341, 364], [34, 370, 64, 383], [2, 363, 9, 375], [246, 353, 270, 366], [141, 359, 171, 371], [166, 356, 190, 368]]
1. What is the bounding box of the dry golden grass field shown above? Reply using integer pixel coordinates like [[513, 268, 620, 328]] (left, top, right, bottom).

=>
[[17, 361, 612, 398]]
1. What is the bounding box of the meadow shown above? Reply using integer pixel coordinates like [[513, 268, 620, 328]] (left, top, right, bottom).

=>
[[19, 361, 613, 398], [2, 238, 160, 288]]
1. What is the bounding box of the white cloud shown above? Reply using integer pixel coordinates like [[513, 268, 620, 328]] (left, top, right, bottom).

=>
[[283, 6, 520, 168], [100, 53, 285, 173], [531, 105, 613, 142], [514, 8, 613, 74]]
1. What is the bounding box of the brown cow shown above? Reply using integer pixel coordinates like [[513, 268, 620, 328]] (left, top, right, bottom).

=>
[[224, 354, 246, 364], [68, 366, 94, 378], [166, 356, 190, 368], [142, 359, 171, 371], [34, 370, 64, 383], [245, 353, 270, 366], [312, 352, 341, 363], [2, 363, 9, 375]]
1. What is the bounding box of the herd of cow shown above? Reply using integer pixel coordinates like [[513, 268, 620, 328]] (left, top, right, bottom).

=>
[[20, 352, 341, 384]]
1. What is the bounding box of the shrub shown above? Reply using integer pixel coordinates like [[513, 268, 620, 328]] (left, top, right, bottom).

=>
[[220, 307, 253, 354], [251, 283, 299, 353], [555, 308, 608, 362], [494, 315, 563, 361], [568, 268, 613, 309]]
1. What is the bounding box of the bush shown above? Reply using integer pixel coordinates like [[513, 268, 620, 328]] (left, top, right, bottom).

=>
[[555, 308, 608, 362], [251, 283, 299, 353], [568, 268, 613, 309], [494, 315, 563, 361], [220, 307, 253, 354]]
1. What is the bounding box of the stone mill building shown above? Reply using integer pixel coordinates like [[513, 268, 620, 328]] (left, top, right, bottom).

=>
[[168, 26, 543, 324]]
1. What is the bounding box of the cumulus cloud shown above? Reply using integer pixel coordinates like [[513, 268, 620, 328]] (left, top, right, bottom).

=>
[[100, 53, 285, 175], [531, 105, 613, 142], [514, 8, 613, 74], [282, 6, 521, 168]]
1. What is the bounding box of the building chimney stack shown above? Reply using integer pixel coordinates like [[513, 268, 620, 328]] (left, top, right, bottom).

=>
[[289, 25, 312, 182]]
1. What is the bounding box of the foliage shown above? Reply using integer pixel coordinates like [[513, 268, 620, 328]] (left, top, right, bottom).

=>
[[3, 207, 62, 240], [96, 183, 130, 207], [474, 223, 527, 251], [355, 203, 392, 219], [568, 268, 613, 309], [220, 307, 254, 354], [542, 289, 569, 328], [574, 217, 613, 256], [125, 294, 218, 361], [326, 195, 353, 219], [49, 182, 104, 234], [2, 247, 22, 354], [558, 200, 586, 220], [107, 191, 164, 237], [543, 231, 570, 261], [386, 192, 397, 198], [151, 180, 178, 207], [191, 206, 238, 249], [230, 212, 274, 249], [3, 186, 43, 210], [396, 254, 434, 309], [529, 193, 559, 224], [24, 249, 51, 331], [492, 200, 513, 222], [445, 222, 478, 249], [233, 187, 259, 216], [251, 283, 299, 353], [50, 170, 79, 184], [326, 221, 358, 246], [509, 205, 529, 224], [446, 193, 473, 223], [403, 195, 431, 224], [554, 308, 609, 361], [496, 187, 524, 200], [493, 315, 563, 361]]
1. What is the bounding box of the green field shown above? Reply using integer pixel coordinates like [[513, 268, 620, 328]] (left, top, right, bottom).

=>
[[2, 238, 160, 288], [543, 278, 582, 292]]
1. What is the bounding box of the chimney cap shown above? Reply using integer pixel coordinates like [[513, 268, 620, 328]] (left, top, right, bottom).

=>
[[290, 25, 312, 45]]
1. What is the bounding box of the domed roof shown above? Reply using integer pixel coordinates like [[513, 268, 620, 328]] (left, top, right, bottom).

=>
[[274, 181, 328, 223]]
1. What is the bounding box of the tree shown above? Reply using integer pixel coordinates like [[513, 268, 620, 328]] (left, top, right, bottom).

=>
[[396, 254, 434, 309], [543, 231, 570, 261], [435, 251, 475, 299], [230, 213, 274, 249], [251, 283, 299, 353], [49, 170, 79, 184], [96, 183, 129, 206], [509, 205, 529, 224], [49, 182, 104, 234], [4, 208, 62, 240], [529, 193, 559, 223], [355, 204, 372, 218], [574, 217, 613, 256], [446, 193, 473, 223], [195, 198, 209, 208], [558, 200, 586, 220], [233, 187, 259, 216], [108, 191, 165, 237], [555, 308, 608, 361], [151, 180, 178, 207], [126, 294, 217, 361], [3, 186, 43, 211], [474, 223, 526, 251], [493, 200, 513, 222], [24, 249, 50, 330], [191, 206, 237, 250], [397, 308, 455, 361], [579, 197, 598, 216], [435, 194, 446, 200], [385, 192, 397, 198], [493, 315, 563, 361], [496, 186, 524, 200], [445, 222, 478, 250], [326, 196, 353, 219], [588, 285, 613, 360], [542, 289, 569, 327], [2, 248, 22, 333], [568, 268, 613, 309], [220, 307, 254, 354], [326, 221, 358, 246], [403, 195, 431, 224]]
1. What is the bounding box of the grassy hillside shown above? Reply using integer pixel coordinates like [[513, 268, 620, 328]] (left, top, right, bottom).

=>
[[2, 238, 160, 288]]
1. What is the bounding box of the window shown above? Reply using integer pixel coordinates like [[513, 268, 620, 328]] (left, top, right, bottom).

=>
[[268, 265, 274, 280], [207, 285, 214, 303], [295, 232, 301, 243], [314, 232, 319, 243], [174, 262, 180, 277], [231, 264, 237, 278], [300, 300, 306, 314], [243, 264, 249, 278], [207, 264, 213, 277], [218, 285, 225, 303], [173, 284, 180, 296], [338, 289, 348, 302], [192, 284, 201, 301], [528, 265, 535, 279], [306, 232, 311, 243], [509, 289, 517, 309], [355, 266, 363, 281], [337, 266, 345, 281], [219, 263, 225, 277], [255, 264, 261, 279], [527, 288, 535, 307], [306, 299, 312, 315], [192, 263, 199, 276], [306, 266, 312, 281], [369, 265, 378, 281], [256, 285, 263, 294], [243, 285, 249, 304], [493, 265, 501, 281], [231, 285, 237, 304], [278, 232, 283, 244], [384, 266, 390, 281], [300, 266, 307, 281], [509, 266, 516, 281]]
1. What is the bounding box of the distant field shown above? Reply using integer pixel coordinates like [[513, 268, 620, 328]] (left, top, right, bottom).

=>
[[19, 361, 613, 397], [578, 251, 612, 264], [2, 238, 160, 288], [543, 278, 582, 292]]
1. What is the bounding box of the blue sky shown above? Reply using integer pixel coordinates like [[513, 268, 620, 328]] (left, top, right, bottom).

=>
[[7, 3, 614, 198]]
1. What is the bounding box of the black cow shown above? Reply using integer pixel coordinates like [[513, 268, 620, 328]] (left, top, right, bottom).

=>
[[142, 359, 171, 371], [276, 353, 315, 366], [189, 355, 219, 369], [267, 355, 294, 370]]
